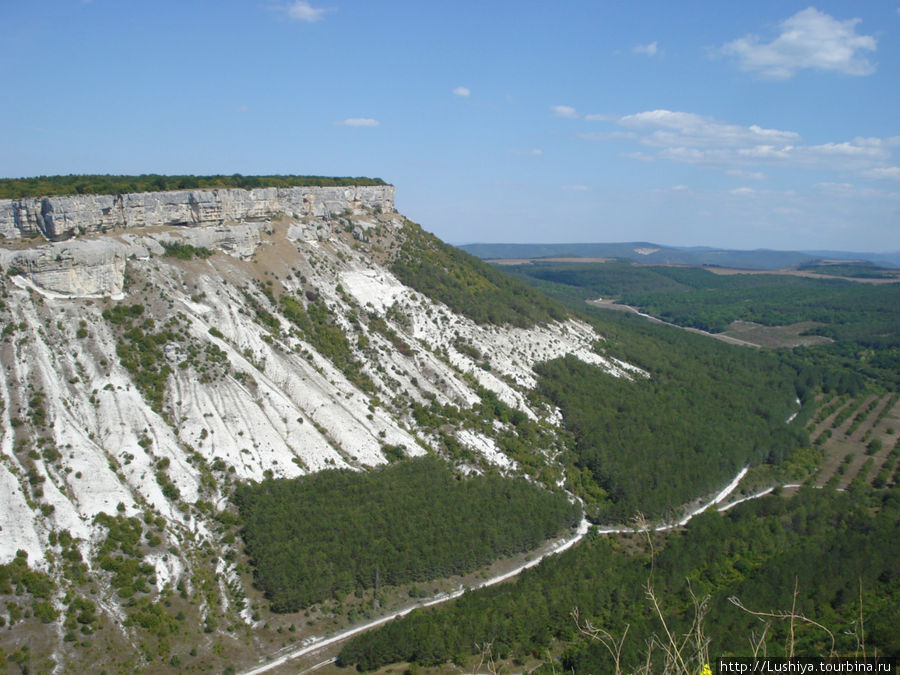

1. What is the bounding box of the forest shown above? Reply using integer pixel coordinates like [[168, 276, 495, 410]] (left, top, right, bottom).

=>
[[0, 173, 388, 199], [506, 261, 899, 388], [332, 255, 900, 672], [338, 485, 900, 671], [233, 457, 580, 612], [537, 349, 802, 520]]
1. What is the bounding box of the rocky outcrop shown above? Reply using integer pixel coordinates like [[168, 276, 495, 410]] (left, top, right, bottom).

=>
[[0, 223, 271, 297], [157, 223, 264, 260], [0, 239, 129, 297], [0, 185, 395, 241]]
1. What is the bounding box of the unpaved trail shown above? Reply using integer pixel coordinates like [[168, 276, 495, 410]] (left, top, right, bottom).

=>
[[242, 466, 751, 674]]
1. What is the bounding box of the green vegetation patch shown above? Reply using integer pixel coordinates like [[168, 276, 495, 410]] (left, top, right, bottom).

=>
[[94, 513, 156, 598], [234, 456, 581, 612], [102, 304, 174, 412], [391, 221, 568, 327], [338, 486, 900, 671], [0, 550, 55, 601], [0, 174, 388, 199], [161, 241, 213, 260], [537, 348, 803, 521], [798, 262, 900, 280], [280, 293, 375, 392]]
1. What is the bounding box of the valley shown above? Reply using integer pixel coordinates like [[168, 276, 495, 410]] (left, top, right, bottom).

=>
[[3, 2, 898, 673]]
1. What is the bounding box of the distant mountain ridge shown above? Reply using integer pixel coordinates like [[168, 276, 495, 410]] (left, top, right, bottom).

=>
[[458, 242, 900, 270]]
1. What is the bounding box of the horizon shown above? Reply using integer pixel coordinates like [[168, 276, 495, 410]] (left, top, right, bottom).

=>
[[1, 1, 897, 252], [455, 240, 900, 255]]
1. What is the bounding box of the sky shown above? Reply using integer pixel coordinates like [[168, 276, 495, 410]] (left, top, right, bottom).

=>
[[1, 1, 898, 252]]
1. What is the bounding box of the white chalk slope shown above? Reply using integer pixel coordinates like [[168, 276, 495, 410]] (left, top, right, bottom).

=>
[[0, 208, 639, 621]]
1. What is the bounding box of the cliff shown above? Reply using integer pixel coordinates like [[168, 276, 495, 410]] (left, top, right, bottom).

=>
[[0, 178, 646, 672], [0, 184, 395, 241]]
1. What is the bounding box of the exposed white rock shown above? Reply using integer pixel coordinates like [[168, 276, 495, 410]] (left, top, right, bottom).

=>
[[456, 429, 516, 471], [156, 223, 264, 260], [0, 182, 648, 675], [0, 239, 127, 298], [0, 185, 395, 241]]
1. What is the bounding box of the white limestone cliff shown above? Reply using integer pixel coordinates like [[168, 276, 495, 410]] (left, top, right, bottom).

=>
[[0, 184, 395, 241]]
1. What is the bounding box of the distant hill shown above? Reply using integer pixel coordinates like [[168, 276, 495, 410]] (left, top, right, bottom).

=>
[[458, 242, 900, 270]]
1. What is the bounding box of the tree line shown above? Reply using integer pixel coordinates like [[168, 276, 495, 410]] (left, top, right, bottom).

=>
[[0, 174, 388, 199], [338, 485, 900, 671], [234, 456, 581, 612]]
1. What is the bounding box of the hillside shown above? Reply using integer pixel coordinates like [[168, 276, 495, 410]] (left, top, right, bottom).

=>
[[0, 181, 640, 672]]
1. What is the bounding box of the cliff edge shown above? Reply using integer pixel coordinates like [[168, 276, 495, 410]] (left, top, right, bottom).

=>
[[0, 184, 395, 241]]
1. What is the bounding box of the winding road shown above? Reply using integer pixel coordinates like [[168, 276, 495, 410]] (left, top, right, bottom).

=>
[[241, 465, 752, 674]]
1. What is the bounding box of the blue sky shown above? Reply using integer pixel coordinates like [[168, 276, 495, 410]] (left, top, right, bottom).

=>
[[1, 1, 898, 252]]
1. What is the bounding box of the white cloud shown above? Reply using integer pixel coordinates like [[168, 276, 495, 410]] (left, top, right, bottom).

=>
[[453, 86, 471, 97], [562, 184, 589, 191], [727, 169, 767, 181], [236, 105, 249, 113], [286, 0, 329, 22], [551, 105, 579, 119], [335, 118, 379, 127], [585, 109, 898, 180], [578, 131, 639, 142], [730, 187, 755, 195], [633, 41, 659, 56], [864, 167, 900, 181], [618, 110, 800, 147], [720, 7, 876, 79]]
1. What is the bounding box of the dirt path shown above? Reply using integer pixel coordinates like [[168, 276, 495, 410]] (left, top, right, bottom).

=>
[[241, 467, 751, 674], [241, 519, 592, 675], [586, 299, 759, 347]]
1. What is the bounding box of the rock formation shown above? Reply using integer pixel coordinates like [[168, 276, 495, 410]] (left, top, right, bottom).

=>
[[0, 184, 395, 297], [0, 185, 395, 241]]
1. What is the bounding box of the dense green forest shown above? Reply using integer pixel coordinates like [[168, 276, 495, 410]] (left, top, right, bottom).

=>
[[234, 457, 580, 611], [510, 262, 898, 340], [537, 350, 802, 520], [390, 221, 569, 327], [338, 485, 900, 671], [331, 256, 900, 672], [506, 261, 899, 388], [496, 259, 884, 520], [0, 174, 388, 199]]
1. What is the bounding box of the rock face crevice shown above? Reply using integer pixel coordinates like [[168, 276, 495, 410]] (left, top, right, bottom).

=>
[[0, 185, 395, 241]]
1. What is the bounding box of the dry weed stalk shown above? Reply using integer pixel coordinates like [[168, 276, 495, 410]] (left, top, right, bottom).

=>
[[572, 607, 630, 675], [728, 578, 836, 658], [573, 513, 713, 674], [854, 579, 866, 659], [473, 641, 499, 675]]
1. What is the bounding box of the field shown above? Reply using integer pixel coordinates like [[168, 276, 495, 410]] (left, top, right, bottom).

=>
[[807, 393, 900, 490], [720, 320, 833, 348]]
